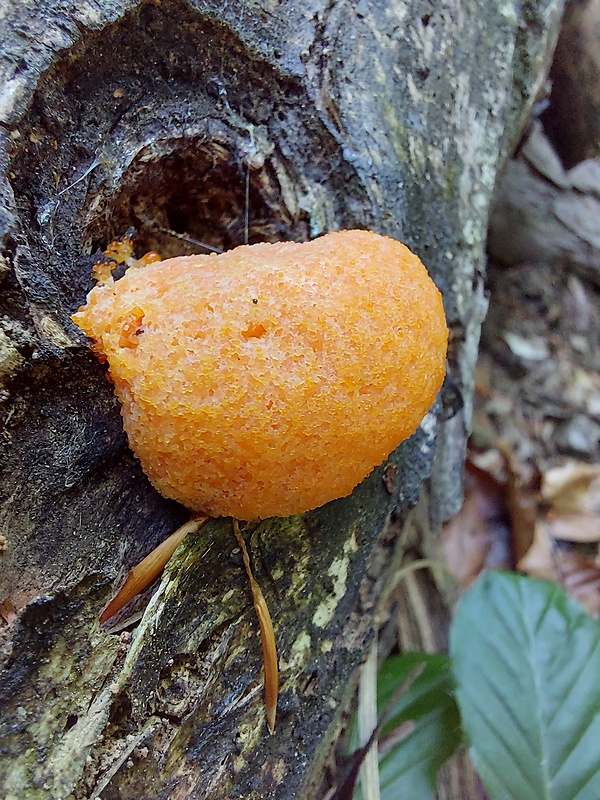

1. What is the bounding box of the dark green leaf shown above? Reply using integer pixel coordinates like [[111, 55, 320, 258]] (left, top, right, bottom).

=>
[[451, 571, 600, 800], [355, 652, 462, 800]]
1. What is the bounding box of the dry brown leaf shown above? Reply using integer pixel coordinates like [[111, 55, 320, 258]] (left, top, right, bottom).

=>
[[497, 441, 539, 563], [561, 554, 600, 618], [517, 523, 556, 580], [518, 522, 600, 617], [0, 598, 17, 625], [442, 466, 511, 588], [538, 461, 600, 543], [442, 492, 493, 588], [542, 461, 600, 515], [467, 446, 507, 483], [545, 511, 600, 543]]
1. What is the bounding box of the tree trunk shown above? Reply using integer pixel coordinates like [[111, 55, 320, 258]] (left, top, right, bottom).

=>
[[0, 1, 563, 798]]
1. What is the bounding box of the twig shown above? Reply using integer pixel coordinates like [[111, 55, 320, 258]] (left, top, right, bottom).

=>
[[90, 721, 156, 799], [143, 219, 223, 254]]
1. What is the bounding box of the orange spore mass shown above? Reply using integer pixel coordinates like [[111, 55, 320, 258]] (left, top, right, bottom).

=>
[[103, 237, 135, 265], [91, 260, 116, 286], [72, 230, 448, 520], [137, 251, 163, 267], [118, 306, 145, 349]]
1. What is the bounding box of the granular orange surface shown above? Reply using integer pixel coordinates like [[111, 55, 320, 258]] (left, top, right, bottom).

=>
[[73, 230, 448, 520]]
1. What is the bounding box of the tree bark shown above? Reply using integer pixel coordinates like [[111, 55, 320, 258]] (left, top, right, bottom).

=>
[[0, 1, 562, 798], [542, 0, 600, 168]]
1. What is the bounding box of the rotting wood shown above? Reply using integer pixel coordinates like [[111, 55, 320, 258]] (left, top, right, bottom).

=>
[[0, 1, 563, 797]]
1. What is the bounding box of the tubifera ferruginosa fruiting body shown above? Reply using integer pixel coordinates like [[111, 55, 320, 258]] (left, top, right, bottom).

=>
[[73, 230, 448, 520]]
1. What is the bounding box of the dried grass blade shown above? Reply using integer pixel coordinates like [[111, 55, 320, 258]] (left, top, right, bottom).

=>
[[233, 519, 278, 733], [99, 515, 208, 624]]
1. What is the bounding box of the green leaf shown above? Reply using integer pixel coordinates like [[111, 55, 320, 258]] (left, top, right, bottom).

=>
[[450, 571, 600, 800], [355, 652, 462, 800]]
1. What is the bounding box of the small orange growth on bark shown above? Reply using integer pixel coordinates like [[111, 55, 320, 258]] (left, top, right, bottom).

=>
[[91, 259, 117, 285], [103, 235, 135, 265], [136, 251, 163, 267]]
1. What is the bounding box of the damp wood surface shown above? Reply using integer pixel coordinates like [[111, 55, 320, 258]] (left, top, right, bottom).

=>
[[0, 1, 563, 798]]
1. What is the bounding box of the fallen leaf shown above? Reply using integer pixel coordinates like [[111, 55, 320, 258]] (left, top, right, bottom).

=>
[[539, 461, 600, 543], [442, 492, 493, 588], [502, 332, 549, 361], [563, 368, 600, 417], [442, 466, 511, 588], [561, 554, 600, 618], [542, 461, 600, 515], [545, 512, 600, 543], [517, 523, 555, 578], [500, 444, 539, 563], [0, 598, 17, 625], [518, 523, 600, 617]]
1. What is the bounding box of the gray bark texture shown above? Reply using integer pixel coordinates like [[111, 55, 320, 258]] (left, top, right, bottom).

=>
[[0, 1, 562, 798]]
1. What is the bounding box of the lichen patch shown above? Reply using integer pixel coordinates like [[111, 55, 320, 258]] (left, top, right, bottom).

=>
[[311, 554, 350, 629]]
